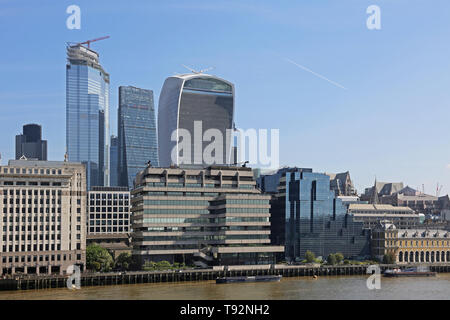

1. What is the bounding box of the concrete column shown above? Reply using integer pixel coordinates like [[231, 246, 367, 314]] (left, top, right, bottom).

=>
[[24, 266, 28, 274], [47, 265, 51, 275], [11, 267, 15, 275]]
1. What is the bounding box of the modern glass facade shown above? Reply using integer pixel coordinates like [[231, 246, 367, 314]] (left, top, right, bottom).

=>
[[268, 168, 370, 261], [15, 124, 47, 161], [66, 44, 110, 189], [118, 86, 159, 189], [158, 74, 234, 167], [109, 135, 119, 186]]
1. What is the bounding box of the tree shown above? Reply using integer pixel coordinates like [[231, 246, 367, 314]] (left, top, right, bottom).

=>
[[86, 244, 114, 272], [383, 252, 396, 264], [327, 254, 337, 265], [335, 253, 344, 264], [305, 250, 316, 263], [115, 252, 132, 271], [155, 260, 172, 270]]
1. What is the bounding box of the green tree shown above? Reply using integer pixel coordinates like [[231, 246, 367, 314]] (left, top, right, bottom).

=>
[[115, 252, 132, 271], [155, 260, 172, 270], [327, 254, 337, 265], [305, 250, 316, 263], [335, 253, 344, 264], [86, 244, 114, 272], [143, 261, 157, 271], [383, 252, 396, 264]]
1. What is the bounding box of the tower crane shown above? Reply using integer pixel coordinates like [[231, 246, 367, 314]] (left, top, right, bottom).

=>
[[68, 36, 110, 48]]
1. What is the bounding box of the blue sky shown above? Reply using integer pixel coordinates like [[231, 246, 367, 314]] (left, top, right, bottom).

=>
[[1, 0, 450, 195]]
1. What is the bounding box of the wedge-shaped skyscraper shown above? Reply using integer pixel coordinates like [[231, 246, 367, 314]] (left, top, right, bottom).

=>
[[118, 86, 159, 189]]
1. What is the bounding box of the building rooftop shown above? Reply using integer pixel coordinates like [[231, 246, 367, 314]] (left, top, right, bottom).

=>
[[348, 203, 414, 213], [6, 159, 83, 168]]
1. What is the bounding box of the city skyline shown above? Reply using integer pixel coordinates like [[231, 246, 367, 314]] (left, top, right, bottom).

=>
[[1, 1, 450, 195]]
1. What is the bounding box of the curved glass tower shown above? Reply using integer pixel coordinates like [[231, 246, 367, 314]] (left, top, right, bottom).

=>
[[158, 73, 235, 167], [66, 44, 110, 189]]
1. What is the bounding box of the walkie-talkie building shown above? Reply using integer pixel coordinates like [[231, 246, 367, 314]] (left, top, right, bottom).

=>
[[66, 44, 110, 189], [158, 73, 235, 167]]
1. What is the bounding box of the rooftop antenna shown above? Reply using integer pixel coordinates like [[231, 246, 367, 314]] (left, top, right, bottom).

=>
[[182, 65, 214, 74]]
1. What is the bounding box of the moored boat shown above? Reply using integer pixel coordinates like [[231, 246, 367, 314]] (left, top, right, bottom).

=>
[[383, 267, 436, 277], [216, 275, 282, 284]]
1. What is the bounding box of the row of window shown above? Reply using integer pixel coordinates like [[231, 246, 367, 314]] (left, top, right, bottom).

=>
[[89, 226, 128, 233], [89, 193, 129, 199], [1, 181, 62, 187], [2, 189, 62, 196], [3, 207, 63, 214], [1, 253, 81, 264], [1, 168, 63, 175], [89, 220, 128, 226], [3, 234, 61, 241]]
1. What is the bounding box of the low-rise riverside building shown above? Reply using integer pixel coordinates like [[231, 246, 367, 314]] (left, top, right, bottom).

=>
[[0, 160, 86, 275], [372, 220, 450, 263], [87, 186, 132, 256], [131, 165, 284, 267], [348, 203, 421, 229]]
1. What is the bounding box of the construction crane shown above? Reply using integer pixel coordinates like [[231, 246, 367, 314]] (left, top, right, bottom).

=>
[[76, 36, 110, 48]]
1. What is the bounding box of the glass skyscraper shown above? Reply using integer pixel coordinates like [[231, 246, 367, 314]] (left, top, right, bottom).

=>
[[15, 124, 47, 160], [158, 73, 235, 167], [109, 135, 119, 186], [262, 168, 370, 262], [118, 86, 159, 189], [66, 44, 110, 189]]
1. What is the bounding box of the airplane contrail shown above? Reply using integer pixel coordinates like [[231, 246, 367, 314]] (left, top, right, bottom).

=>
[[284, 57, 348, 90]]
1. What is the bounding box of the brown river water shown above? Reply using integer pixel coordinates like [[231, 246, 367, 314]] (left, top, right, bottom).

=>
[[0, 274, 449, 300]]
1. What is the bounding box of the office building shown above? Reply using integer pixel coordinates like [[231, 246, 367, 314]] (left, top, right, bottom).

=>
[[372, 220, 450, 263], [158, 73, 235, 167], [66, 43, 110, 189], [109, 136, 119, 187], [348, 203, 422, 229], [118, 86, 159, 189], [0, 160, 86, 275], [131, 165, 284, 267], [15, 124, 47, 161], [87, 186, 131, 256], [267, 168, 370, 262]]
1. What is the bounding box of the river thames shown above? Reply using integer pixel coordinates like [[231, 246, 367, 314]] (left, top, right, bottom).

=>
[[0, 274, 449, 300]]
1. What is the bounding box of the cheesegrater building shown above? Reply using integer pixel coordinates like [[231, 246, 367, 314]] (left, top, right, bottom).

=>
[[118, 86, 159, 189]]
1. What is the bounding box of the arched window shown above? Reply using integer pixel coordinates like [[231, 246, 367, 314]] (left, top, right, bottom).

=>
[[410, 252, 414, 262], [441, 251, 445, 262], [399, 251, 403, 262], [426, 251, 430, 262], [420, 251, 424, 263], [404, 251, 408, 262], [415, 252, 419, 263], [431, 251, 435, 263]]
